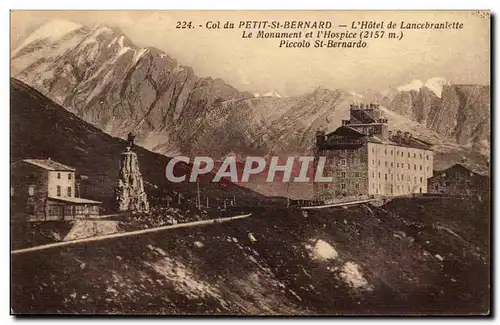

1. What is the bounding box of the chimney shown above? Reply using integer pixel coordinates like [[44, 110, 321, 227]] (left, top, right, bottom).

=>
[[461, 156, 467, 164], [47, 157, 51, 161]]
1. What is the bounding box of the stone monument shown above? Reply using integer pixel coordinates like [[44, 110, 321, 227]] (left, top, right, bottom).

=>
[[115, 133, 150, 213]]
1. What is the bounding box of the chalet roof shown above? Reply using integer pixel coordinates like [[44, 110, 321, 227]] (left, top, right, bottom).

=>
[[368, 135, 432, 150], [326, 126, 365, 138], [436, 163, 489, 177], [20, 159, 76, 172], [48, 196, 101, 204]]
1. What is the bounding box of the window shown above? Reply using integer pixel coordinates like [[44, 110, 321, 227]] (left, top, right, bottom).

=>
[[401, 173, 404, 180], [390, 150, 393, 156], [408, 153, 410, 158], [341, 183, 346, 189], [57, 186, 61, 197], [28, 185, 35, 196], [372, 160, 375, 165], [378, 161, 380, 166], [378, 172, 381, 179], [372, 172, 374, 177], [341, 172, 346, 178], [420, 165, 422, 171], [401, 152, 404, 157], [408, 164, 410, 170], [68, 173, 72, 180], [355, 183, 359, 189], [355, 172, 360, 177], [397, 174, 399, 181], [323, 184, 328, 189], [414, 164, 416, 170], [340, 159, 346, 165], [57, 173, 61, 179], [420, 177, 423, 183], [385, 161, 388, 167], [390, 162, 393, 168], [385, 149, 387, 155], [419, 187, 422, 193], [420, 153, 423, 159], [414, 177, 417, 183], [414, 153, 416, 158], [426, 155, 429, 160], [67, 187, 72, 197], [385, 174, 387, 181], [397, 163, 399, 168]]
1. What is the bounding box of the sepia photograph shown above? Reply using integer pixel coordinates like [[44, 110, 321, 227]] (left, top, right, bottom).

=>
[[9, 10, 491, 315]]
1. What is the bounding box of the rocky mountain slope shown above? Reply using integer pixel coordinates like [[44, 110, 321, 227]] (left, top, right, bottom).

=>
[[11, 20, 490, 166], [12, 196, 490, 315]]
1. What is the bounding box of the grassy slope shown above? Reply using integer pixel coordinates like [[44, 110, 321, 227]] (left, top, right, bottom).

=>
[[10, 78, 268, 210]]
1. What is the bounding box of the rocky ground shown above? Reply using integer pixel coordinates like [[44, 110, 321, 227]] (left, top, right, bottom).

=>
[[11, 196, 490, 315]]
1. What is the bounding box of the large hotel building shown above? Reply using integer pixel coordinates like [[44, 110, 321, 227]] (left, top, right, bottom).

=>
[[313, 103, 434, 199]]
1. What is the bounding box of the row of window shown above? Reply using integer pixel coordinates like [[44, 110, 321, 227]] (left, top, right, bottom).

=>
[[339, 172, 361, 178], [56, 185, 72, 197], [372, 160, 429, 172], [337, 158, 361, 165], [56, 172, 73, 180], [323, 183, 359, 190], [371, 183, 423, 193], [371, 147, 430, 160], [371, 171, 425, 183]]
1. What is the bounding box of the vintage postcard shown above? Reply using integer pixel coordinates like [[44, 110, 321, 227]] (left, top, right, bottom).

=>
[[10, 10, 490, 315]]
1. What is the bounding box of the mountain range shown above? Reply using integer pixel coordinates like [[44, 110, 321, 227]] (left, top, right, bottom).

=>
[[11, 20, 490, 193]]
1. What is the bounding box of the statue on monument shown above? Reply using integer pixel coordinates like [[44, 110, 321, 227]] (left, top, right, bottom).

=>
[[127, 132, 136, 150]]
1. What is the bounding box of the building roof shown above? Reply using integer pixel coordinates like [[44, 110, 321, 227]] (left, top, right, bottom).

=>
[[20, 159, 76, 171], [48, 196, 101, 204]]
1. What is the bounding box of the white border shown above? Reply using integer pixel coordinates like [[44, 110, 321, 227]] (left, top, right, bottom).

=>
[[2, 1, 498, 324]]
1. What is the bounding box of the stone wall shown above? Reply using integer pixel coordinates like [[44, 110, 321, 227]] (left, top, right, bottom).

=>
[[115, 149, 150, 213]]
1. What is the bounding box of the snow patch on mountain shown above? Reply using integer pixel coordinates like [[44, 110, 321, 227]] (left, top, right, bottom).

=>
[[254, 90, 282, 98], [396, 77, 449, 98], [17, 20, 84, 50], [348, 90, 364, 99]]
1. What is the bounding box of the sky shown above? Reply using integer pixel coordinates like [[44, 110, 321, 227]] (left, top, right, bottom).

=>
[[10, 10, 490, 97]]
